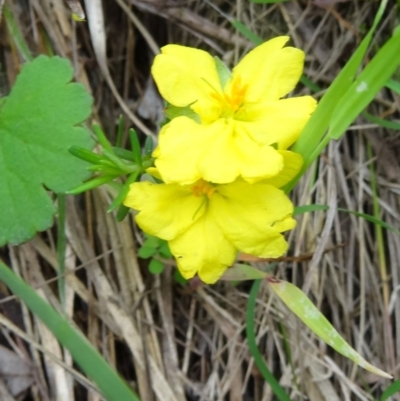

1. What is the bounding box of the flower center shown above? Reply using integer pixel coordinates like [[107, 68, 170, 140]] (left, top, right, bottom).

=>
[[191, 179, 216, 199], [210, 75, 248, 119]]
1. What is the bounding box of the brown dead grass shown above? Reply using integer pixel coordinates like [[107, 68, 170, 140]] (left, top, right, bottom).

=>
[[1, 0, 400, 400]]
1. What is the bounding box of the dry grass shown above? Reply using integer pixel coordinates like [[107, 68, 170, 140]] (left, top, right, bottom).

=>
[[1, 0, 400, 400]]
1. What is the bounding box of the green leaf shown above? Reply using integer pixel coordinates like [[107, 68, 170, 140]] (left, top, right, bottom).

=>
[[129, 129, 142, 166], [294, 204, 329, 216], [159, 241, 172, 258], [385, 78, 400, 96], [138, 246, 157, 259], [143, 234, 161, 249], [0, 261, 141, 401], [329, 27, 400, 140], [381, 380, 400, 400], [246, 280, 292, 401], [267, 278, 392, 379], [3, 6, 33, 62], [0, 55, 94, 245], [338, 207, 400, 236], [148, 258, 164, 275], [287, 0, 388, 191], [214, 56, 231, 88], [116, 204, 130, 222], [231, 20, 263, 45], [164, 104, 200, 123], [221, 264, 268, 281], [144, 136, 154, 157]]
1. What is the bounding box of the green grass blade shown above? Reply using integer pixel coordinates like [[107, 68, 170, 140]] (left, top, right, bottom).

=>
[[328, 27, 400, 140], [247, 280, 292, 401], [268, 278, 391, 378], [3, 6, 33, 62], [363, 111, 400, 130], [287, 0, 388, 191], [381, 380, 400, 400], [0, 261, 141, 401], [338, 208, 400, 236], [385, 79, 400, 95], [294, 204, 328, 216], [231, 20, 263, 45]]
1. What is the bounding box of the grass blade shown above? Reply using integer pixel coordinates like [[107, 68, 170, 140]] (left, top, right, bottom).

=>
[[0, 261, 141, 401], [247, 280, 292, 401]]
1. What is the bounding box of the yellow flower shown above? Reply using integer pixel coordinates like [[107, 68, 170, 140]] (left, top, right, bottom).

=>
[[124, 179, 296, 283], [151, 36, 317, 185]]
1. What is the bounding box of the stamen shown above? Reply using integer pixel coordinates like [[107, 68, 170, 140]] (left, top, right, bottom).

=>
[[191, 179, 216, 199]]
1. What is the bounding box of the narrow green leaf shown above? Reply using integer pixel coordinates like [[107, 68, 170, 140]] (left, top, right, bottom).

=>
[[231, 20, 263, 45], [87, 164, 123, 175], [338, 208, 400, 236], [0, 56, 93, 245], [3, 6, 33, 61], [246, 280, 292, 401], [107, 172, 139, 213], [363, 111, 400, 130], [144, 136, 154, 157], [221, 264, 268, 281], [93, 124, 113, 152], [214, 56, 232, 88], [129, 129, 142, 166], [268, 278, 392, 379], [0, 261, 141, 401], [116, 204, 130, 222], [381, 380, 400, 400], [288, 0, 388, 190], [66, 175, 118, 195], [102, 149, 131, 173], [329, 27, 400, 140], [112, 147, 136, 161], [294, 204, 329, 216], [385, 78, 400, 95], [69, 146, 103, 164]]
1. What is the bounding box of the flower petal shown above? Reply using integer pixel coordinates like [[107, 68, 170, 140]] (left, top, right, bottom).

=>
[[232, 36, 304, 102], [169, 214, 237, 283], [123, 181, 204, 240], [211, 181, 295, 257], [154, 117, 209, 184], [236, 96, 317, 149], [261, 150, 303, 188], [155, 117, 285, 184], [151, 45, 222, 121]]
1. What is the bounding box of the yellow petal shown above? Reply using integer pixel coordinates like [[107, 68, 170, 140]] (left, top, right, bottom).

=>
[[198, 120, 285, 184], [211, 181, 295, 257], [123, 181, 204, 240], [151, 45, 222, 121], [154, 117, 208, 184], [231, 36, 304, 102], [169, 214, 237, 283], [261, 151, 303, 188], [236, 96, 317, 149], [155, 117, 285, 184]]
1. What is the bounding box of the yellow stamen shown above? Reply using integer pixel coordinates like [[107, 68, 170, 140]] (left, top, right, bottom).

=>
[[191, 180, 216, 199], [209, 75, 248, 118]]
